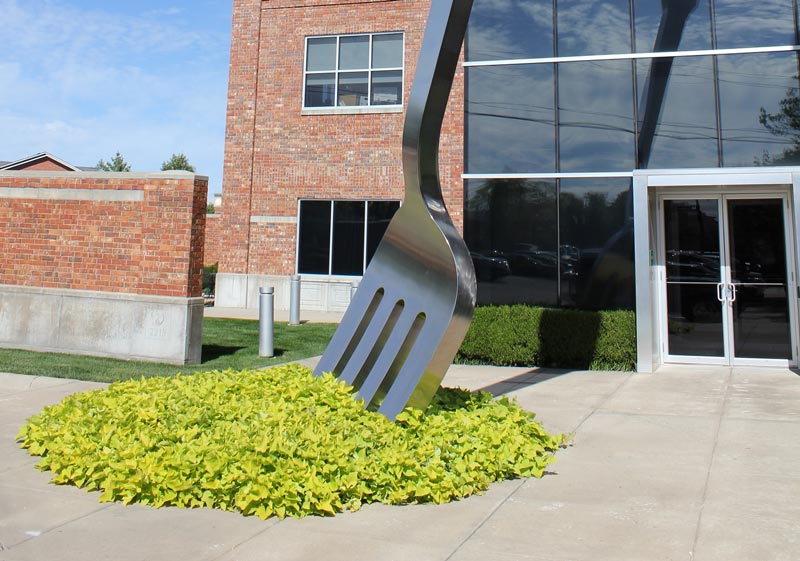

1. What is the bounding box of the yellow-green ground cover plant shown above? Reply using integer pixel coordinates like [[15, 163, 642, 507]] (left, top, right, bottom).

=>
[[17, 365, 565, 520]]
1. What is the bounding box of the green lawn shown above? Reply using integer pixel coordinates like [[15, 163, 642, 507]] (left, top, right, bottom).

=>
[[0, 318, 337, 383]]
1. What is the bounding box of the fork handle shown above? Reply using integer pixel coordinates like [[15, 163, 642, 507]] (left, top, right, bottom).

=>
[[402, 0, 473, 206]]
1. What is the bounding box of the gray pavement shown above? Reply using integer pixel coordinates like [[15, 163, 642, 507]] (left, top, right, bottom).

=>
[[204, 306, 345, 324], [1, 363, 799, 561]]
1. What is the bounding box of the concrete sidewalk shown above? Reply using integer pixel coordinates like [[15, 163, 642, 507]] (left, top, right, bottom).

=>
[[204, 306, 344, 324], [1, 364, 799, 561]]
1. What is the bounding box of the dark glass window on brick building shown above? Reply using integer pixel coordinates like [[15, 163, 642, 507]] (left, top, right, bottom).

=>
[[297, 200, 401, 275], [304, 33, 404, 108]]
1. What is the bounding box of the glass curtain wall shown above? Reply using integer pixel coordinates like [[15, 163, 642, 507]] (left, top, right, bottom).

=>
[[464, 0, 800, 309]]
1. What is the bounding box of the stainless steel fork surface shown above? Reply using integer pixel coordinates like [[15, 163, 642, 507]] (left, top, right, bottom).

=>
[[312, 0, 476, 420]]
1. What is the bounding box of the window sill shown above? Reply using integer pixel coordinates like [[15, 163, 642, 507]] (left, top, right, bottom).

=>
[[301, 106, 404, 116]]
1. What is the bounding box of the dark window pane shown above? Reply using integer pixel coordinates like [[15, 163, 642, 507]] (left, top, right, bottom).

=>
[[307, 37, 337, 71], [634, 0, 712, 53], [667, 283, 725, 356], [558, 60, 635, 172], [366, 201, 400, 264], [718, 53, 800, 166], [636, 56, 718, 168], [464, 179, 558, 306], [339, 35, 370, 70], [557, 0, 631, 57], [371, 71, 402, 105], [372, 33, 403, 68], [305, 74, 335, 107], [714, 0, 797, 49], [466, 64, 555, 173], [337, 72, 369, 106], [298, 201, 331, 274], [559, 178, 634, 310], [332, 201, 365, 275], [663, 199, 720, 283], [466, 0, 553, 61], [728, 199, 787, 284]]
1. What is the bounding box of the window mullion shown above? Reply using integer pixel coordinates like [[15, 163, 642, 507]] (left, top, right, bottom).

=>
[[328, 201, 334, 275], [363, 201, 369, 274]]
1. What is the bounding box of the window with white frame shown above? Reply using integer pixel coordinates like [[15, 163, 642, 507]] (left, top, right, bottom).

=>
[[304, 32, 404, 108], [297, 199, 401, 275]]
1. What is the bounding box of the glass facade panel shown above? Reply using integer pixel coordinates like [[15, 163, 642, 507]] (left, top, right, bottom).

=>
[[332, 202, 366, 276], [465, 179, 558, 306], [558, 60, 635, 172], [636, 56, 719, 168], [298, 201, 331, 274], [714, 0, 797, 49], [559, 178, 634, 309], [372, 33, 403, 68], [306, 37, 337, 71], [304, 73, 335, 107], [634, 0, 712, 53], [366, 201, 400, 263], [557, 0, 631, 57], [718, 52, 800, 166], [466, 64, 555, 174], [466, 0, 554, 61]]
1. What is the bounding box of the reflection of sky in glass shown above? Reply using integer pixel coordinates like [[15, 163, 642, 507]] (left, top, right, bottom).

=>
[[636, 56, 719, 167], [466, 65, 556, 173], [557, 0, 631, 57], [718, 52, 800, 166], [634, 0, 712, 52], [558, 60, 635, 172], [714, 0, 797, 49], [466, 0, 553, 61]]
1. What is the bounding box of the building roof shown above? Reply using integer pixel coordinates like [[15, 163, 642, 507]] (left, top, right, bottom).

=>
[[0, 152, 97, 171]]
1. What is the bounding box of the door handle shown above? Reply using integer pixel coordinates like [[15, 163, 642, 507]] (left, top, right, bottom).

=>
[[716, 282, 726, 302], [728, 283, 737, 303]]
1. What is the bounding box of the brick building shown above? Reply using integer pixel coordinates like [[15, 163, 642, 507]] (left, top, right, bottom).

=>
[[219, 0, 800, 371], [216, 0, 464, 312]]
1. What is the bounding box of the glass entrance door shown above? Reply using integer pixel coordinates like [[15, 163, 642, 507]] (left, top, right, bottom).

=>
[[661, 194, 795, 365]]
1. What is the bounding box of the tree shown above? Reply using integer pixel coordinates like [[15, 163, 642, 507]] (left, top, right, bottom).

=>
[[161, 153, 196, 172], [97, 151, 131, 172]]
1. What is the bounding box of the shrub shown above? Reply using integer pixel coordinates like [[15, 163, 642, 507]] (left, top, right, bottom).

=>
[[18, 365, 564, 519], [458, 305, 636, 371]]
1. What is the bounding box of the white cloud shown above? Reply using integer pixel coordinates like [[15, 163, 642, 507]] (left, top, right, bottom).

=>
[[0, 0, 231, 198]]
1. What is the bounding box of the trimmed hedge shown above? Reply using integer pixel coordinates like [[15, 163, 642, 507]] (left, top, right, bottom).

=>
[[458, 305, 636, 371]]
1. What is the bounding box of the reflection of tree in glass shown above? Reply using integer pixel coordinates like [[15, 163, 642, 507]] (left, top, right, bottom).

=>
[[757, 81, 800, 165]]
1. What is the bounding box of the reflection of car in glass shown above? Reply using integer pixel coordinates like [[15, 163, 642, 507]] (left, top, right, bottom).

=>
[[666, 250, 765, 321], [505, 243, 558, 277], [470, 251, 511, 281]]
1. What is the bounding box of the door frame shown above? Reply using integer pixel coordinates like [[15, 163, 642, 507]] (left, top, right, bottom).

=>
[[633, 168, 800, 372], [656, 190, 797, 367]]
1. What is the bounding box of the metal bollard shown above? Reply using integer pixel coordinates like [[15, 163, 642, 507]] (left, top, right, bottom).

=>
[[289, 274, 301, 326], [350, 279, 360, 302], [259, 287, 274, 357]]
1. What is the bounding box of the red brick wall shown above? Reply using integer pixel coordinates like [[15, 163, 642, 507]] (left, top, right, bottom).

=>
[[204, 213, 224, 266], [0, 173, 207, 298], [220, 0, 464, 278]]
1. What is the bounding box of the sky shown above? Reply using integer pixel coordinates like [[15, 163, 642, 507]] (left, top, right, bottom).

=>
[[0, 0, 233, 200]]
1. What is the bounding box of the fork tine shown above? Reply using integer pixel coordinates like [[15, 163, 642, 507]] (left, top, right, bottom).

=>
[[326, 291, 403, 387], [355, 307, 426, 407], [376, 323, 442, 420], [313, 275, 383, 378]]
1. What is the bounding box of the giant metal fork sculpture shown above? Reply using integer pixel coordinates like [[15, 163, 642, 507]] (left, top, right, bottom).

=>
[[313, 0, 476, 420]]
